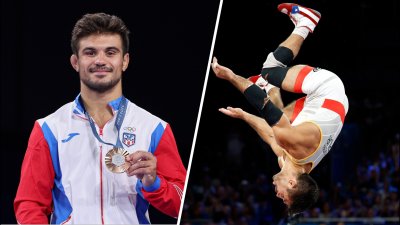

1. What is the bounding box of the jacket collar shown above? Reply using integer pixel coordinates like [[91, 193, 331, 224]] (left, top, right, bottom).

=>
[[73, 94, 124, 116]]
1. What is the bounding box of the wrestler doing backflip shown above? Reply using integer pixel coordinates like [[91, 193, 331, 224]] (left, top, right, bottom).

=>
[[212, 3, 349, 214]]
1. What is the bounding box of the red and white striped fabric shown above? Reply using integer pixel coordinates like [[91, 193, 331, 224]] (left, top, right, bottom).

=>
[[278, 3, 321, 32]]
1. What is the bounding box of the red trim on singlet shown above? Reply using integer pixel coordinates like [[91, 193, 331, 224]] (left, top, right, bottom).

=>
[[322, 99, 346, 123], [294, 66, 313, 93], [291, 96, 306, 123], [291, 98, 346, 124], [248, 75, 261, 83]]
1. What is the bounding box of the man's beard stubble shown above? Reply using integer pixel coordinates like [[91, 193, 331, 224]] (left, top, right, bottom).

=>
[[82, 65, 122, 93], [81, 75, 122, 93]]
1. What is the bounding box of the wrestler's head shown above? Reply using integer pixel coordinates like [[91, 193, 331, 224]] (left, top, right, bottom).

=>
[[69, 13, 130, 93], [273, 171, 319, 215]]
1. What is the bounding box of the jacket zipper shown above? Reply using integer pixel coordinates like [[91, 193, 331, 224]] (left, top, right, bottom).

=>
[[99, 127, 105, 225]]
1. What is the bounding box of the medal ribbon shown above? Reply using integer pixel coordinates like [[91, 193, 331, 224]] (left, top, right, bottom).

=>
[[83, 96, 128, 148]]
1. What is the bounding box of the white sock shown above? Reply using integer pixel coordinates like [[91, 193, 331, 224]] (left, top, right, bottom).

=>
[[292, 26, 310, 39]]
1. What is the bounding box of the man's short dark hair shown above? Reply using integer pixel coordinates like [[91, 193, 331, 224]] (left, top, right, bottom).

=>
[[287, 173, 319, 215], [71, 13, 130, 55]]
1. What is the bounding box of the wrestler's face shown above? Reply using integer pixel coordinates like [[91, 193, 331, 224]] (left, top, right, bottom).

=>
[[272, 172, 294, 205], [70, 34, 129, 93]]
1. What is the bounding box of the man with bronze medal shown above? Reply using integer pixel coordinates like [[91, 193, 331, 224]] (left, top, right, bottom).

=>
[[14, 13, 186, 224]]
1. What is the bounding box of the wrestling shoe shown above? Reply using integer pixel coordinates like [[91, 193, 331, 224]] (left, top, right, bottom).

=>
[[277, 3, 321, 33], [248, 75, 275, 93]]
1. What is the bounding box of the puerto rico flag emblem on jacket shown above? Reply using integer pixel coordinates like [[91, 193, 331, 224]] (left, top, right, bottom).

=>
[[123, 132, 135, 147]]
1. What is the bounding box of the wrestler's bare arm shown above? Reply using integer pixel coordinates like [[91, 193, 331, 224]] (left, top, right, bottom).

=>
[[219, 107, 284, 158]]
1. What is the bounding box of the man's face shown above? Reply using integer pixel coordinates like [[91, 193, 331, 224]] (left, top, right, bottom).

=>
[[272, 172, 293, 206], [71, 34, 129, 93]]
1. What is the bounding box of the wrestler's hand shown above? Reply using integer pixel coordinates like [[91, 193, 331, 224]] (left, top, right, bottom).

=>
[[219, 106, 246, 120], [126, 151, 157, 187], [211, 57, 235, 80]]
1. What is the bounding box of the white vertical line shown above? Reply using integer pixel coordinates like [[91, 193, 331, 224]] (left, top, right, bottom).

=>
[[177, 0, 224, 223]]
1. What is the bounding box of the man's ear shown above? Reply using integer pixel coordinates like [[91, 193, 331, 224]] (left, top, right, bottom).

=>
[[122, 53, 129, 72], [70, 54, 79, 72], [288, 179, 298, 189]]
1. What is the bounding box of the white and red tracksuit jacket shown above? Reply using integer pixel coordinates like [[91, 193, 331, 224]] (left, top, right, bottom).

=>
[[14, 95, 186, 224]]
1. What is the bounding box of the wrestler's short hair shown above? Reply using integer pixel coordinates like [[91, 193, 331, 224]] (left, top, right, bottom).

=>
[[287, 173, 319, 215], [71, 12, 130, 55]]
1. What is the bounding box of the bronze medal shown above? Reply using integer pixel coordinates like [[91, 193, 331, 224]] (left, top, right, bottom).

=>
[[105, 147, 130, 173]]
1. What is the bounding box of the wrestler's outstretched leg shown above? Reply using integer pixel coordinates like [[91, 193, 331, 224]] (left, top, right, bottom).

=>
[[212, 3, 322, 127], [262, 3, 321, 93], [238, 3, 321, 126]]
